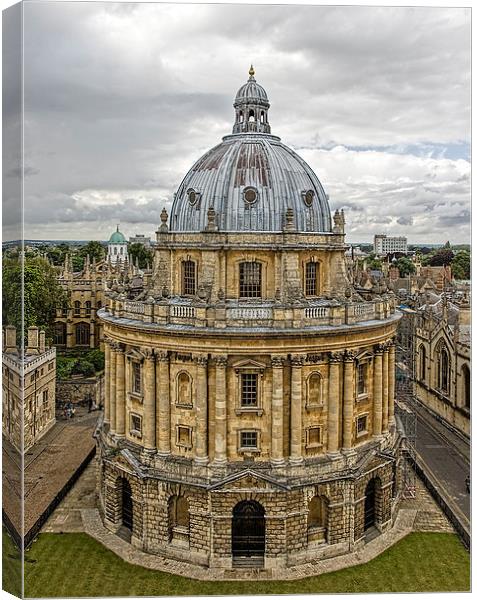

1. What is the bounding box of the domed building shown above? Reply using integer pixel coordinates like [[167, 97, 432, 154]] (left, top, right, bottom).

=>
[[107, 225, 128, 265], [97, 67, 403, 572]]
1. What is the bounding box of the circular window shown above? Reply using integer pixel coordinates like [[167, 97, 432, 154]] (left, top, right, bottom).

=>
[[304, 190, 314, 207], [244, 187, 258, 205], [187, 189, 198, 206]]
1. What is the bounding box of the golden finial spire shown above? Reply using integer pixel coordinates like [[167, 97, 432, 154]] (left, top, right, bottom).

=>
[[249, 64, 255, 78]]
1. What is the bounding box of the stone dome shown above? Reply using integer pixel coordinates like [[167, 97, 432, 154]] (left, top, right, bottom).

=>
[[109, 226, 126, 243], [170, 68, 332, 234]]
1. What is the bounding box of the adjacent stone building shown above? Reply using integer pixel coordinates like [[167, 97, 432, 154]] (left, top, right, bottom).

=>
[[96, 68, 403, 571], [413, 291, 470, 437], [2, 326, 56, 451]]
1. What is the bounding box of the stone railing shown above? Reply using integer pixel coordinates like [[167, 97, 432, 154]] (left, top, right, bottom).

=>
[[103, 297, 395, 329]]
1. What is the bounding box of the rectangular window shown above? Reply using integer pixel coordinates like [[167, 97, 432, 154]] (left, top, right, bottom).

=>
[[48, 362, 54, 371], [42, 390, 48, 406], [130, 413, 142, 435], [239, 262, 262, 298], [132, 362, 142, 394], [240, 430, 258, 449], [182, 261, 196, 296], [356, 415, 368, 435], [307, 427, 322, 448], [241, 373, 258, 406], [176, 426, 192, 448], [305, 262, 319, 296], [357, 363, 367, 396]]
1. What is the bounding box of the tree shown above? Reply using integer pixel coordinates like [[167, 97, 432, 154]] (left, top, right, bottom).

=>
[[366, 254, 383, 271], [451, 250, 470, 280], [2, 255, 67, 341], [428, 248, 455, 266], [128, 243, 153, 269], [396, 257, 416, 277], [79, 240, 105, 262]]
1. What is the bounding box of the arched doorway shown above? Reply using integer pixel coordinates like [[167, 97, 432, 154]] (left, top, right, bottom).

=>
[[364, 478, 377, 530], [121, 478, 133, 531], [232, 500, 265, 558]]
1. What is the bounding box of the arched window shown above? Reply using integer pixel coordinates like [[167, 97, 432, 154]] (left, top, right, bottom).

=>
[[239, 111, 244, 123], [181, 260, 196, 296], [75, 322, 90, 346], [168, 495, 190, 544], [307, 495, 328, 543], [260, 111, 265, 123], [54, 322, 66, 346], [418, 345, 426, 382], [96, 300, 102, 310], [120, 247, 124, 254], [177, 372, 192, 406], [437, 344, 450, 394], [114, 247, 117, 255], [305, 261, 319, 296], [248, 110, 255, 122], [239, 261, 262, 298], [462, 364, 470, 410], [74, 301, 81, 316], [307, 372, 322, 406], [85, 301, 91, 316]]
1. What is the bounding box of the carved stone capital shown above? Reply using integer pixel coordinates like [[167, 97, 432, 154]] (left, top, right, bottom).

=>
[[140, 347, 155, 360], [374, 343, 386, 355], [213, 355, 228, 368], [156, 351, 169, 363], [328, 351, 344, 364], [343, 349, 356, 362], [290, 355, 305, 367], [194, 354, 208, 367], [271, 355, 286, 368]]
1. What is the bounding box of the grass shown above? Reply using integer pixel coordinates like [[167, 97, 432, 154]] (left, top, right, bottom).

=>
[[2, 527, 22, 598], [18, 531, 469, 597]]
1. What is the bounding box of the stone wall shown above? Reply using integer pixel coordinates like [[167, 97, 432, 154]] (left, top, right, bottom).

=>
[[57, 373, 104, 408]]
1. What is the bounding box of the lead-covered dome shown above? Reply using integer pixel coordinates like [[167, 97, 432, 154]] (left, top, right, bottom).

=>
[[170, 68, 332, 233]]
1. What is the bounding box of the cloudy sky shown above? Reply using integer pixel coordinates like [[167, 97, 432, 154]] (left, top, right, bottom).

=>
[[11, 1, 472, 243]]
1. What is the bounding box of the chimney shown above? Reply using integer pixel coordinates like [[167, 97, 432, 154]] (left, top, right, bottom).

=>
[[26, 326, 40, 355], [39, 330, 46, 354], [3, 326, 17, 353]]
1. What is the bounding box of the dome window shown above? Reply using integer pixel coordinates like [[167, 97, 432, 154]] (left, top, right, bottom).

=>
[[187, 188, 200, 207], [243, 187, 258, 205], [303, 189, 315, 207]]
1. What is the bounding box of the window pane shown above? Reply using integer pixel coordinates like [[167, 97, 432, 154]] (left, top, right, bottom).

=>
[[182, 261, 196, 295], [305, 262, 318, 296], [241, 431, 257, 448], [241, 373, 258, 406], [239, 262, 262, 298]]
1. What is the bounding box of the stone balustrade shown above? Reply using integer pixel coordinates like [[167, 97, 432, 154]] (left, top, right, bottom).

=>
[[103, 297, 395, 329]]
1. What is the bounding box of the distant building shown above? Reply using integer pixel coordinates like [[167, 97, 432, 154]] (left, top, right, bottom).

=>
[[2, 326, 56, 451], [129, 234, 151, 248], [107, 226, 128, 265], [413, 292, 470, 437], [374, 235, 407, 255]]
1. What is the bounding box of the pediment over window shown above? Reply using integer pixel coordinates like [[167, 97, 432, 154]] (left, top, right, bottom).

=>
[[125, 348, 145, 362], [209, 469, 289, 491], [233, 358, 267, 373], [355, 350, 374, 361]]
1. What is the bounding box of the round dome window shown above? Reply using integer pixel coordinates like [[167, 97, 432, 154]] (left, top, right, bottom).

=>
[[244, 187, 258, 205], [304, 190, 314, 207], [187, 189, 198, 206]]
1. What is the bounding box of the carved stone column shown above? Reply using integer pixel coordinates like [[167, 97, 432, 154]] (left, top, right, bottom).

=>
[[327, 352, 342, 456], [109, 343, 117, 433], [142, 348, 156, 452], [156, 351, 171, 456], [342, 351, 356, 451], [373, 344, 384, 437], [290, 355, 304, 464], [104, 339, 111, 424], [195, 355, 209, 464], [388, 341, 396, 426], [271, 356, 286, 465], [382, 345, 390, 434], [115, 344, 126, 437], [213, 356, 228, 465]]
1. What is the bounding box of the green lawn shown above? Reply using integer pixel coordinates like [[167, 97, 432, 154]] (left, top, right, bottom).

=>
[[2, 527, 22, 598], [11, 531, 469, 597]]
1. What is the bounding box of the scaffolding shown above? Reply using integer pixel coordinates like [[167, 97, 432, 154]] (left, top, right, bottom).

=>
[[395, 306, 418, 499]]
